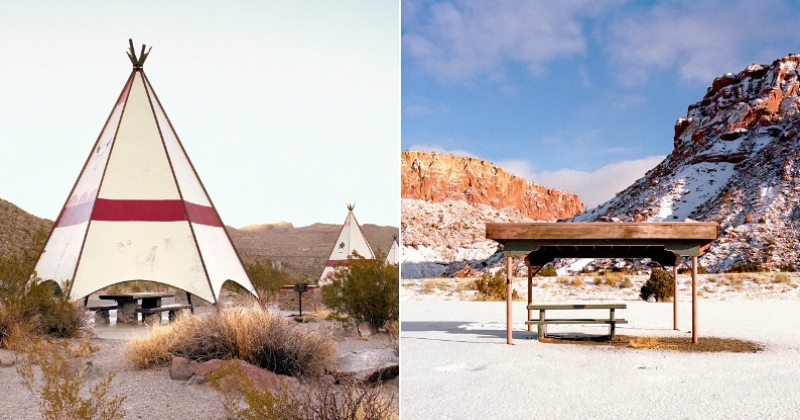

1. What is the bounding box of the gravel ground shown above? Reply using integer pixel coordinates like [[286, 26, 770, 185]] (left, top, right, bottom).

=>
[[0, 315, 398, 420]]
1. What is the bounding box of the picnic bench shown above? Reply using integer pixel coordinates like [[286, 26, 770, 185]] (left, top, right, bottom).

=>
[[97, 292, 192, 325], [526, 303, 627, 341], [135, 303, 193, 325], [85, 302, 119, 325]]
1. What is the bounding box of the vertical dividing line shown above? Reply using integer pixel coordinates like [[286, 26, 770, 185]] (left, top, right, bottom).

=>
[[673, 262, 679, 330], [692, 256, 698, 344], [506, 256, 513, 345], [526, 260, 532, 333]]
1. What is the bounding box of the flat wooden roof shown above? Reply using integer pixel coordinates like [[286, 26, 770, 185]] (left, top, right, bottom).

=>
[[486, 222, 719, 259]]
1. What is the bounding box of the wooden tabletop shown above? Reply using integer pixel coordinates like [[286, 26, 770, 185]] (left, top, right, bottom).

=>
[[98, 292, 175, 300]]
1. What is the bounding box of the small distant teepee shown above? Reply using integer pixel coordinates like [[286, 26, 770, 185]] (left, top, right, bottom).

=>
[[319, 203, 375, 283], [33, 40, 257, 304], [386, 234, 400, 265]]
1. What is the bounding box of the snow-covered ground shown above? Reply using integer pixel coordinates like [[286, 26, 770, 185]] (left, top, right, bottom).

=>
[[400, 275, 800, 419]]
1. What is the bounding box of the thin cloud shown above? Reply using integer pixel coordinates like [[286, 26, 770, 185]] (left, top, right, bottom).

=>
[[605, 0, 797, 85], [488, 155, 666, 210], [403, 0, 619, 82]]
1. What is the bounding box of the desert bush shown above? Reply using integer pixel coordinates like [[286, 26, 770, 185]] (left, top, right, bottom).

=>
[[603, 272, 625, 284], [127, 306, 337, 378], [620, 277, 634, 289], [322, 255, 399, 328], [773, 274, 792, 284], [727, 262, 765, 273], [17, 341, 126, 420], [678, 265, 709, 274], [473, 270, 519, 301], [210, 361, 398, 420], [0, 228, 90, 342], [780, 263, 796, 272], [245, 260, 298, 302], [533, 265, 557, 277], [640, 269, 674, 302], [570, 277, 585, 287]]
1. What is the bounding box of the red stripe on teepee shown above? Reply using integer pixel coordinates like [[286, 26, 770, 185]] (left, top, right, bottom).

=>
[[185, 202, 223, 227], [89, 199, 224, 226], [92, 199, 186, 222], [56, 200, 95, 227], [325, 259, 375, 267]]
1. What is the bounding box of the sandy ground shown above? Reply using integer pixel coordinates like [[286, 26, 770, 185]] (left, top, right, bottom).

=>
[[400, 277, 800, 419], [0, 308, 396, 420]]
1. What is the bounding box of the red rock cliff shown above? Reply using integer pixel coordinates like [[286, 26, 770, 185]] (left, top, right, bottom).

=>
[[401, 151, 585, 220]]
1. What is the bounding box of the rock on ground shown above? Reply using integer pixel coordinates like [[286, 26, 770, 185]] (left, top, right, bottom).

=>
[[170, 357, 299, 394], [334, 348, 398, 383]]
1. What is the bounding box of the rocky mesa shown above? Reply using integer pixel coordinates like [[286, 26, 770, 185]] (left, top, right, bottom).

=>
[[401, 151, 584, 278], [577, 54, 800, 271]]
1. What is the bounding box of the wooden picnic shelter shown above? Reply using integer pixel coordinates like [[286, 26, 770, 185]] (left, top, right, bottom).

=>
[[485, 222, 719, 345]]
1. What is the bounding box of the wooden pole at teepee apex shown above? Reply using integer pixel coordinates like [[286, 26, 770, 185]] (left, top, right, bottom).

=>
[[527, 260, 533, 332], [506, 256, 513, 345], [692, 256, 698, 344], [673, 263, 679, 330]]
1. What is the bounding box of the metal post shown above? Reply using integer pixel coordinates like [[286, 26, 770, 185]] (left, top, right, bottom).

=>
[[299, 291, 303, 317], [527, 260, 533, 332], [506, 256, 513, 345], [673, 263, 678, 330], [692, 256, 698, 344]]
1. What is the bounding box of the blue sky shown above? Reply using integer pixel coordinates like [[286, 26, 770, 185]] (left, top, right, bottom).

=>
[[0, 1, 399, 228], [402, 0, 800, 209]]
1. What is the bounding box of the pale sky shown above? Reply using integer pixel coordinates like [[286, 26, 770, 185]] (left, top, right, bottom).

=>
[[0, 1, 399, 228]]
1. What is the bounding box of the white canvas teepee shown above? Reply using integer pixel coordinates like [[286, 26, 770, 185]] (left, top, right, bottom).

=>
[[34, 41, 257, 303], [386, 234, 400, 265], [319, 204, 375, 282]]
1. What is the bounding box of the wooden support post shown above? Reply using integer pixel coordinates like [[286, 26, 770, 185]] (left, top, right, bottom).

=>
[[609, 308, 616, 339], [506, 256, 514, 345], [692, 256, 698, 344], [673, 263, 678, 330], [527, 260, 533, 332]]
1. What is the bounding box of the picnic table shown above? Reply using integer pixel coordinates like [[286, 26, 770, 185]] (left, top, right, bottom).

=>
[[98, 292, 175, 325], [526, 303, 628, 341]]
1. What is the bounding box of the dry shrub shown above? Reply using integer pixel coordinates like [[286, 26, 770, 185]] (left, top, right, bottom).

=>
[[17, 341, 126, 420], [773, 274, 792, 284], [629, 336, 661, 349], [603, 272, 624, 285], [473, 270, 518, 301], [752, 274, 771, 285], [557, 276, 571, 285], [570, 277, 585, 287], [126, 322, 178, 369], [706, 276, 718, 283], [421, 279, 447, 295], [210, 361, 398, 420], [619, 278, 634, 289], [323, 256, 398, 328], [126, 306, 337, 378]]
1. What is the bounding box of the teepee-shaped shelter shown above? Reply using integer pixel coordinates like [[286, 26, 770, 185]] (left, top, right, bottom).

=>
[[386, 234, 400, 265], [319, 204, 375, 282], [34, 40, 257, 304]]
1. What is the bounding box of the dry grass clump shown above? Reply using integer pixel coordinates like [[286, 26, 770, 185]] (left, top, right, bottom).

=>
[[752, 274, 771, 285], [557, 276, 571, 285], [127, 305, 337, 378], [421, 279, 448, 295], [570, 277, 585, 287], [210, 361, 398, 420], [17, 341, 126, 420], [619, 278, 634, 289], [772, 273, 792, 284]]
